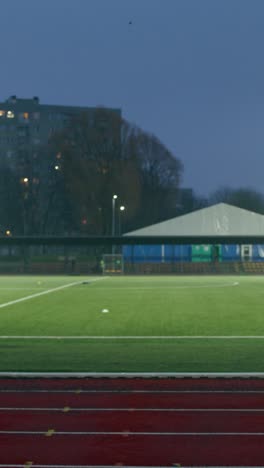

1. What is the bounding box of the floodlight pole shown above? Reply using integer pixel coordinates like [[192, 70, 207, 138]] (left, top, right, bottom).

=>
[[112, 195, 118, 237], [112, 195, 118, 253], [119, 205, 125, 235]]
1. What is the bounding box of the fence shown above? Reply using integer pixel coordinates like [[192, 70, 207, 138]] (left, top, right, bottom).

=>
[[0, 235, 264, 274]]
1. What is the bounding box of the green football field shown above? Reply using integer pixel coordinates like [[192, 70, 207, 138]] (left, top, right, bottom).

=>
[[0, 274, 264, 373]]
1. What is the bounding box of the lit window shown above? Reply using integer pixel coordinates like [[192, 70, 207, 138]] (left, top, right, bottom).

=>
[[23, 112, 29, 120], [0, 111, 5, 117], [7, 111, 15, 119]]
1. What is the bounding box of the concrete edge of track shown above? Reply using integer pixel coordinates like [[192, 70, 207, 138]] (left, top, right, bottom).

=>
[[1, 372, 264, 378]]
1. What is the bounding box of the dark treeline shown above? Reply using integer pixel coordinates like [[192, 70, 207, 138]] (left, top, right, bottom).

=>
[[1, 108, 264, 235]]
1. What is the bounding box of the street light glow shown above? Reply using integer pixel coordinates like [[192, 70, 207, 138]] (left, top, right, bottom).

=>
[[23, 177, 29, 183], [5, 230, 11, 236], [120, 205, 125, 211], [113, 194, 118, 199]]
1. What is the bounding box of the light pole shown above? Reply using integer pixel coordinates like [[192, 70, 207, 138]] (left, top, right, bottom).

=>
[[111, 195, 118, 255], [119, 205, 125, 235], [112, 194, 118, 237], [21, 177, 29, 235]]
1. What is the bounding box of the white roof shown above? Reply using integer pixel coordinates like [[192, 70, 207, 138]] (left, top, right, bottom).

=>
[[124, 203, 264, 236]]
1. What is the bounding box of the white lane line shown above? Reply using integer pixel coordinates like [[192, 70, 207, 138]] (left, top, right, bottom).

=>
[[0, 277, 107, 310], [1, 407, 264, 412], [0, 466, 260, 468], [0, 465, 259, 468], [0, 465, 189, 468], [1, 335, 264, 339], [0, 463, 264, 468], [1, 430, 264, 435], [1, 389, 264, 394]]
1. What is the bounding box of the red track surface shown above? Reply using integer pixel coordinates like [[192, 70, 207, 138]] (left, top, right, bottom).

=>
[[1, 378, 264, 466]]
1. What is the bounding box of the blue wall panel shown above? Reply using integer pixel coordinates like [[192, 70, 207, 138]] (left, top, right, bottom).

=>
[[221, 244, 240, 261], [252, 245, 264, 261]]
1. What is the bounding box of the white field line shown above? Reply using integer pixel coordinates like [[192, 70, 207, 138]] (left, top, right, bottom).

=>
[[0, 277, 107, 310], [1, 335, 264, 339], [1, 407, 264, 412], [2, 371, 264, 378], [98, 281, 239, 290], [1, 430, 264, 436]]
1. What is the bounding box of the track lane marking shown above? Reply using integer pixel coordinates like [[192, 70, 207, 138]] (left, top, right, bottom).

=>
[[2, 430, 264, 435], [2, 407, 264, 412], [1, 389, 264, 393]]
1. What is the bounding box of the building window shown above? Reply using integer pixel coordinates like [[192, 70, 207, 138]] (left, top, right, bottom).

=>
[[18, 113, 29, 122], [0, 111, 5, 117], [7, 111, 15, 119], [33, 112, 40, 120]]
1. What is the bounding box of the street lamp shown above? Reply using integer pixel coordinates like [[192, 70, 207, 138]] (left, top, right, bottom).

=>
[[119, 205, 125, 235], [112, 194, 118, 236]]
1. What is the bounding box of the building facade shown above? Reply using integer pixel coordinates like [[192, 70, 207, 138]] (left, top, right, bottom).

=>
[[0, 95, 121, 165], [0, 95, 121, 236]]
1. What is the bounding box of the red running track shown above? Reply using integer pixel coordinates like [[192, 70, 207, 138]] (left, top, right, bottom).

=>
[[1, 378, 264, 466]]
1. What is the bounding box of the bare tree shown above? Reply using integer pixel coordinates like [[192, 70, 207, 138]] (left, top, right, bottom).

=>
[[209, 186, 264, 214]]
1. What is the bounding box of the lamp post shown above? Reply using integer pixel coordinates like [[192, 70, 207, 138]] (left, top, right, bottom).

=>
[[119, 205, 125, 235], [21, 176, 29, 235], [112, 195, 118, 237]]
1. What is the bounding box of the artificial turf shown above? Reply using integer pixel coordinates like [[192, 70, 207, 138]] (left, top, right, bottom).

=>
[[0, 275, 264, 372]]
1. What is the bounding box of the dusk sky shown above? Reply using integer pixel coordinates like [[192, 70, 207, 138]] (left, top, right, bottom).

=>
[[1, 0, 264, 197]]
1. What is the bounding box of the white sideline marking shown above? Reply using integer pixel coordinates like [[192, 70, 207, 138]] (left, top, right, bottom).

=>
[[1, 430, 264, 435], [0, 277, 107, 310], [1, 335, 264, 339], [1, 407, 264, 412]]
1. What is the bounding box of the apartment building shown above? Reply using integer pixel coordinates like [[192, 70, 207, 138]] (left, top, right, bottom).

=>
[[0, 95, 121, 165]]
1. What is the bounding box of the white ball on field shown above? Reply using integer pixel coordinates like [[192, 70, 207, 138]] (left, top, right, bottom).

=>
[[101, 309, 109, 313]]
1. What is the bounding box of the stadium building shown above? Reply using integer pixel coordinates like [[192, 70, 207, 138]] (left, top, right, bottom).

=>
[[123, 203, 264, 273]]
